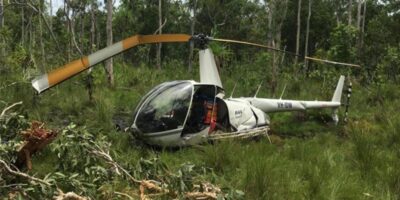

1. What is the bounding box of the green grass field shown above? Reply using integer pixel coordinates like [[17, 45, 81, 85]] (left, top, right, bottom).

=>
[[1, 61, 400, 199]]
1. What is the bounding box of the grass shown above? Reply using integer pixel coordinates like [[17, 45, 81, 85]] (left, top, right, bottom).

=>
[[1, 59, 400, 199]]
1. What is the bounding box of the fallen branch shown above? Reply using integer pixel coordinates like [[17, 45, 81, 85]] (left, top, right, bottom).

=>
[[88, 144, 224, 199], [0, 183, 28, 188], [185, 191, 218, 199], [0, 101, 23, 118], [89, 144, 140, 184], [0, 82, 18, 91], [90, 145, 121, 175], [114, 191, 135, 200], [0, 159, 51, 186], [54, 189, 89, 200], [88, 146, 173, 199]]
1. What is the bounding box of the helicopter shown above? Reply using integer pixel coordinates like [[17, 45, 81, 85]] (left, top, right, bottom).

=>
[[31, 33, 353, 147]]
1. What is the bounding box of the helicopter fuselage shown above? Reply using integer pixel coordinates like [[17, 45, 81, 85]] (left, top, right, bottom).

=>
[[130, 80, 270, 147], [130, 75, 344, 147]]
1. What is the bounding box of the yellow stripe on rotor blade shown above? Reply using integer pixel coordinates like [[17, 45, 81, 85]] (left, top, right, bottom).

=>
[[33, 34, 191, 93], [47, 57, 89, 86], [122, 34, 191, 49]]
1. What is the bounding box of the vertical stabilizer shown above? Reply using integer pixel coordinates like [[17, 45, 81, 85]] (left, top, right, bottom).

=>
[[199, 49, 223, 88], [332, 75, 345, 102]]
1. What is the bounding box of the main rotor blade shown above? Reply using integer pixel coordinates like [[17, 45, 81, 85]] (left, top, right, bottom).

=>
[[305, 56, 361, 68], [212, 38, 361, 68], [32, 34, 191, 93], [211, 38, 301, 57]]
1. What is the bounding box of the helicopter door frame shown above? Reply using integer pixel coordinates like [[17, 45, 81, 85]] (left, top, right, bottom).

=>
[[182, 84, 218, 135]]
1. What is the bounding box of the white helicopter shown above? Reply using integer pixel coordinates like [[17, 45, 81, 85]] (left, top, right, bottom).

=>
[[32, 34, 352, 147]]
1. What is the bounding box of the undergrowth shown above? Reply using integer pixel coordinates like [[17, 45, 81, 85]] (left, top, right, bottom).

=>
[[1, 59, 400, 199]]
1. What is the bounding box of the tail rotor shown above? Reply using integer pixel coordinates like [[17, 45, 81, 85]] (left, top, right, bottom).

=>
[[343, 78, 352, 123]]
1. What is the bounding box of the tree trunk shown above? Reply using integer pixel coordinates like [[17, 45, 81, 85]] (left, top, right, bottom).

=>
[[267, 0, 288, 95], [39, 0, 45, 71], [361, 1, 366, 48], [304, 0, 312, 73], [28, 14, 32, 53], [348, 0, 352, 26], [80, 12, 84, 54], [0, 0, 3, 29], [64, 0, 70, 61], [49, 0, 52, 30], [188, 0, 196, 72], [0, 0, 4, 57], [356, 0, 363, 54], [156, 0, 162, 70], [105, 0, 114, 86], [356, 0, 362, 30], [86, 3, 96, 102], [275, 0, 288, 95], [267, 2, 273, 47], [266, 2, 275, 94], [295, 0, 302, 65], [21, 6, 25, 45], [90, 4, 96, 54]]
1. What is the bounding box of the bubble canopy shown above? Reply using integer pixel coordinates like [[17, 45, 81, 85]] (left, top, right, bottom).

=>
[[134, 81, 193, 134]]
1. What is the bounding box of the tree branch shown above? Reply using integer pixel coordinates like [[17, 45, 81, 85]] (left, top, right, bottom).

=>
[[153, 18, 167, 34], [0, 101, 22, 118], [0, 159, 51, 186]]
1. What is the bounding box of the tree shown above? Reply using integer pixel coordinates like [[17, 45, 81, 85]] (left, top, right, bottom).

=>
[[156, 0, 162, 70], [49, 0, 52, 30], [360, 0, 366, 48], [266, 0, 289, 95], [105, 0, 113, 86], [295, 0, 302, 65], [0, 0, 3, 29], [356, 0, 363, 30], [39, 0, 45, 70], [0, 0, 4, 57], [87, 1, 98, 101], [348, 0, 353, 25], [188, 0, 197, 72], [304, 0, 312, 72]]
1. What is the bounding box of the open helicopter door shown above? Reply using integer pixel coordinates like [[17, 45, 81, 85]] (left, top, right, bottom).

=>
[[182, 84, 217, 135]]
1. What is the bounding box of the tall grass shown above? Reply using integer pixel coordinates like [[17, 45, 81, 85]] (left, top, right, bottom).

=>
[[2, 59, 400, 199]]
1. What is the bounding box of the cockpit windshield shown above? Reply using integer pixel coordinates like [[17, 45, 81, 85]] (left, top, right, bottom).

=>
[[135, 82, 193, 134]]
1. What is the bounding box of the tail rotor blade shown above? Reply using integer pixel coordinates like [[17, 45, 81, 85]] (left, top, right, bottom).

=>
[[32, 34, 191, 93]]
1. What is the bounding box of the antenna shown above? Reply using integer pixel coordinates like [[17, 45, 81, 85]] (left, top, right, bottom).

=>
[[279, 84, 287, 99], [254, 81, 263, 98], [229, 83, 237, 98]]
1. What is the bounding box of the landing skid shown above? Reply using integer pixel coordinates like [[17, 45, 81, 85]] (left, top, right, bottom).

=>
[[209, 126, 270, 142]]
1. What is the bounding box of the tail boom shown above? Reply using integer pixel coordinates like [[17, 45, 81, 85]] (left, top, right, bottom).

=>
[[241, 75, 345, 113], [242, 98, 340, 113]]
